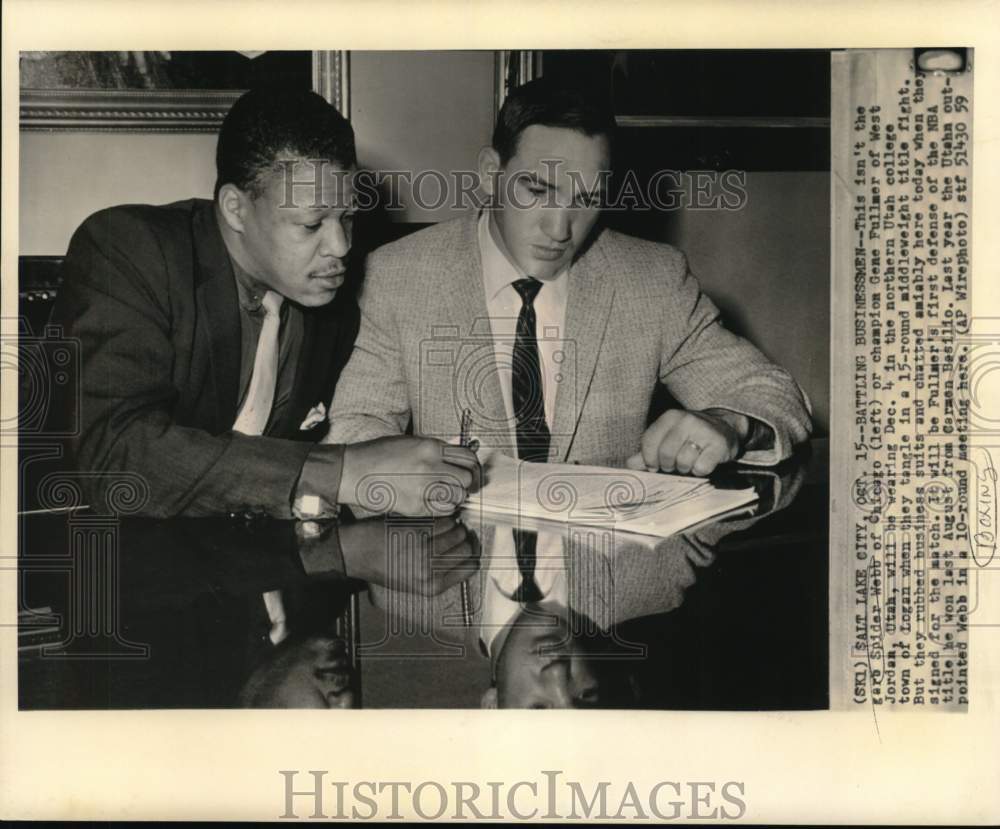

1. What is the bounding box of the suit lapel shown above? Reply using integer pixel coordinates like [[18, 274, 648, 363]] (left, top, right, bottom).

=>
[[273, 309, 320, 438], [441, 215, 510, 444], [192, 203, 241, 433], [271, 300, 349, 439], [551, 233, 616, 460]]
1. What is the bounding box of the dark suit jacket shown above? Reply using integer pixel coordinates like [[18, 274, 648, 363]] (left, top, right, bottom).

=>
[[51, 199, 359, 517]]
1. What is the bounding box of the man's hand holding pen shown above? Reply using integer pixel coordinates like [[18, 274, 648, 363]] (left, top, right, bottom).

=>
[[337, 435, 480, 517]]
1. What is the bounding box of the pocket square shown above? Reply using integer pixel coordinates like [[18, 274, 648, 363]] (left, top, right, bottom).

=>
[[299, 402, 327, 431]]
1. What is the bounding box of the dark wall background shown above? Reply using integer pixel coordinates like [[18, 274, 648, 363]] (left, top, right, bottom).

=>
[[542, 50, 831, 432]]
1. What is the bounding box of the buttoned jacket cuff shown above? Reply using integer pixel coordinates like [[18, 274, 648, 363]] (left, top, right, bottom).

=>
[[292, 444, 346, 519]]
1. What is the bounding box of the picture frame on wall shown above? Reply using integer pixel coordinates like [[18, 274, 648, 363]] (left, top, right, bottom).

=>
[[19, 50, 349, 131]]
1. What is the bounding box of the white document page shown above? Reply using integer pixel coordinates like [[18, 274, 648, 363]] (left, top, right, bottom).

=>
[[465, 454, 758, 539]]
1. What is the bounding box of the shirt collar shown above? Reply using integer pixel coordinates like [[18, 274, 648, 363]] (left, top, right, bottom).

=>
[[477, 210, 570, 304], [228, 253, 273, 313]]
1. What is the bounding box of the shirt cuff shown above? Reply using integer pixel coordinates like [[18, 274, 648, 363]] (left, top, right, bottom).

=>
[[702, 407, 775, 459], [292, 444, 346, 519], [743, 417, 775, 453]]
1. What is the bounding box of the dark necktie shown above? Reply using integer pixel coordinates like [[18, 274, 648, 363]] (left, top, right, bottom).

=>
[[511, 278, 549, 603], [511, 278, 551, 463], [513, 526, 545, 603]]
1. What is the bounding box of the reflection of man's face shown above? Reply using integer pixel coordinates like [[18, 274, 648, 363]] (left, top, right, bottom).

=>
[[229, 159, 356, 307], [488, 606, 601, 709], [239, 635, 355, 708], [484, 125, 609, 281]]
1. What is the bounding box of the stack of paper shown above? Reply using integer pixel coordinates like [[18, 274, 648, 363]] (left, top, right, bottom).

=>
[[464, 455, 757, 539]]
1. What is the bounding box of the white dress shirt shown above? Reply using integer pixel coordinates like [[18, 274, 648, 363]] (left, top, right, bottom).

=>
[[479, 531, 569, 659], [477, 210, 569, 431], [476, 212, 570, 639]]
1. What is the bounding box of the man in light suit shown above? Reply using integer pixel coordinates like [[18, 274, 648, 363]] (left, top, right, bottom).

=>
[[52, 87, 478, 519], [364, 461, 806, 708], [326, 79, 811, 476]]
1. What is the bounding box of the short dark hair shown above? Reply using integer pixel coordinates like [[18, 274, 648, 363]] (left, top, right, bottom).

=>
[[214, 87, 356, 199], [492, 77, 616, 165]]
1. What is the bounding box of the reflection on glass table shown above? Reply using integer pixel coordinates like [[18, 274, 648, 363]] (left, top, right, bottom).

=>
[[18, 442, 826, 710]]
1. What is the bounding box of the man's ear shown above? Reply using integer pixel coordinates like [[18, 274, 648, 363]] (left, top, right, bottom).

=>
[[217, 183, 251, 234], [477, 147, 502, 200], [480, 686, 498, 709]]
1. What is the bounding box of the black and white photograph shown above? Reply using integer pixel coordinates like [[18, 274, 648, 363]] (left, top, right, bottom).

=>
[[17, 48, 830, 713], [2, 0, 997, 823]]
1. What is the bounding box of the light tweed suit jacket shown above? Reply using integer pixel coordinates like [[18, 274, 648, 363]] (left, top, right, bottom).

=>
[[326, 213, 811, 466]]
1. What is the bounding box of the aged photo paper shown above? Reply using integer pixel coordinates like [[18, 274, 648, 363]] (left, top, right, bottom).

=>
[[831, 48, 972, 712], [1, 0, 998, 823]]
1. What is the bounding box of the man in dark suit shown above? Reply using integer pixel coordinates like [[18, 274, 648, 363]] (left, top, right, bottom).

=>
[[52, 87, 478, 519]]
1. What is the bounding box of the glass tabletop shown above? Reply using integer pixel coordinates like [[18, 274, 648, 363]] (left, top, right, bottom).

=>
[[18, 441, 828, 710]]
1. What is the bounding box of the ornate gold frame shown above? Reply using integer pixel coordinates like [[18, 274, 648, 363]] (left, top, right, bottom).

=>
[[19, 51, 349, 132]]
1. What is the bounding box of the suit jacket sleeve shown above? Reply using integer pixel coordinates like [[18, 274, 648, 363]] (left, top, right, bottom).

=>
[[656, 249, 812, 465], [118, 517, 347, 611], [324, 246, 411, 443], [54, 209, 314, 517]]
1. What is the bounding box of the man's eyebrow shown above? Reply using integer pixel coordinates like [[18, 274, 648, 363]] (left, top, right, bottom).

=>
[[292, 202, 355, 214], [279, 201, 328, 211], [526, 170, 603, 199], [525, 172, 556, 190]]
